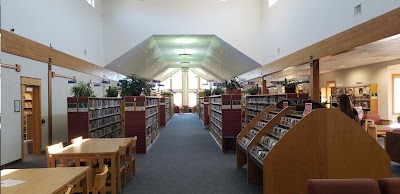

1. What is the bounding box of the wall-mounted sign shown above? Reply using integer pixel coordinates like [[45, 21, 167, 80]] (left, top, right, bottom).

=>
[[93, 83, 101, 87], [232, 100, 241, 109], [101, 79, 111, 84], [158, 84, 165, 87], [68, 80, 77, 84], [271, 81, 284, 85], [247, 81, 255, 85], [67, 103, 77, 112], [152, 79, 161, 83], [222, 100, 231, 109], [213, 82, 225, 87], [78, 103, 88, 112], [202, 83, 209, 86], [207, 79, 214, 83]]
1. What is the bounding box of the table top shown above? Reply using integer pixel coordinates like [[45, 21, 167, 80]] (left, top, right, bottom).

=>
[[1, 167, 89, 194], [375, 125, 400, 132], [52, 138, 136, 156]]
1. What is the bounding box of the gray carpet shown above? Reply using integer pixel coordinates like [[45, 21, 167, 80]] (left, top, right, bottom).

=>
[[122, 113, 263, 194]]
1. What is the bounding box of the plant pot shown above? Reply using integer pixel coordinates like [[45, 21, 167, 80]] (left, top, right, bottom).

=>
[[285, 84, 297, 93], [226, 89, 241, 94]]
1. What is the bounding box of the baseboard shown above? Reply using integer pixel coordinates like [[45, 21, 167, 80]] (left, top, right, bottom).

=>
[[1, 159, 22, 170]]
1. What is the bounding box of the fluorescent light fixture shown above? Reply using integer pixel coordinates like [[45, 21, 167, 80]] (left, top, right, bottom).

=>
[[181, 62, 190, 65], [179, 53, 191, 59], [195, 68, 207, 75], [163, 68, 175, 76]]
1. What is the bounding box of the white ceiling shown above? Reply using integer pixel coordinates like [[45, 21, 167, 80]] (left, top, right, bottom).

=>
[[104, 35, 261, 81], [264, 34, 400, 81]]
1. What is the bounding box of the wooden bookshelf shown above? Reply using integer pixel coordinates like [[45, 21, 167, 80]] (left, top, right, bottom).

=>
[[67, 97, 123, 143], [209, 94, 242, 151], [22, 92, 33, 140], [160, 97, 171, 127], [197, 97, 210, 127], [124, 96, 160, 153], [243, 105, 390, 194], [330, 83, 378, 115], [245, 93, 308, 125]]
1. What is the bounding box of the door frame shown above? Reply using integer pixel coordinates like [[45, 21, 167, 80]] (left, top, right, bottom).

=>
[[21, 77, 42, 160]]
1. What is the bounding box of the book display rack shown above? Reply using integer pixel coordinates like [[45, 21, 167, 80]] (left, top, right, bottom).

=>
[[124, 96, 160, 153], [209, 94, 241, 151], [240, 102, 390, 194], [197, 97, 209, 127], [245, 93, 308, 125], [159, 97, 171, 127], [67, 97, 122, 143]]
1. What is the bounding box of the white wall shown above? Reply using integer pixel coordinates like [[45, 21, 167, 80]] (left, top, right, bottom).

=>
[[261, 0, 400, 65], [102, 0, 263, 66], [0, 52, 117, 165], [51, 65, 117, 144], [320, 59, 400, 121], [1, 53, 49, 165], [387, 64, 400, 122], [1, 0, 104, 66]]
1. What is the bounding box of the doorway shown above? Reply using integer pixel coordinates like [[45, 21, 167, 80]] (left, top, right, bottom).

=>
[[21, 77, 42, 160]]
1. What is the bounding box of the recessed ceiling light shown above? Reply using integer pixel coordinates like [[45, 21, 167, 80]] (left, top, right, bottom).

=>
[[179, 53, 191, 59], [181, 62, 190, 65]]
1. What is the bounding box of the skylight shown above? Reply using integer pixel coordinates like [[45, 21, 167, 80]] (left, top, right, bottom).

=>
[[86, 0, 95, 8]]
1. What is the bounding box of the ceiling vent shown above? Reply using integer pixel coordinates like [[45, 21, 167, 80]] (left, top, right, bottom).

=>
[[354, 4, 362, 15]]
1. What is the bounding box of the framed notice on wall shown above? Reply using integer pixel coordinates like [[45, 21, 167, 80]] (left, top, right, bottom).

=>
[[222, 100, 231, 109], [136, 101, 145, 111], [67, 103, 77, 112], [232, 100, 241, 109], [125, 102, 135, 111]]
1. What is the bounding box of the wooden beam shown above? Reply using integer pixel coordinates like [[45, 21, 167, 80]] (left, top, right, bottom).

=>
[[261, 79, 267, 94], [48, 64, 53, 145], [310, 58, 320, 101], [244, 7, 400, 79], [1, 63, 21, 72], [1, 29, 125, 81]]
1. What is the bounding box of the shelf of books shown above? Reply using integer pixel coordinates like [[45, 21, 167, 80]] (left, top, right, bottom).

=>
[[209, 94, 242, 151], [236, 100, 297, 168], [245, 93, 308, 125], [241, 102, 390, 194], [124, 96, 160, 153], [241, 93, 247, 128], [330, 83, 378, 115], [67, 97, 122, 143], [159, 97, 171, 127], [22, 91, 33, 140], [198, 97, 209, 127]]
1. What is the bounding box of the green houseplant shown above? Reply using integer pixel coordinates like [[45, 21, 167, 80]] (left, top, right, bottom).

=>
[[119, 74, 153, 97], [71, 81, 95, 97], [105, 86, 119, 97], [204, 89, 212, 96], [283, 78, 299, 93], [161, 91, 173, 97], [212, 87, 225, 95], [247, 86, 260, 95], [225, 76, 243, 94]]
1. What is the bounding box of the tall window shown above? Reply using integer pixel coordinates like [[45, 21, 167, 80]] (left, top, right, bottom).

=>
[[188, 93, 197, 107], [172, 70, 182, 90], [159, 78, 171, 92], [174, 93, 182, 107], [393, 74, 400, 114], [86, 0, 95, 7], [188, 70, 199, 90], [200, 77, 209, 89]]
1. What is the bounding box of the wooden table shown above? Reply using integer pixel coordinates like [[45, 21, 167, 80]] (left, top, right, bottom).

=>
[[50, 138, 135, 194], [1, 167, 89, 194]]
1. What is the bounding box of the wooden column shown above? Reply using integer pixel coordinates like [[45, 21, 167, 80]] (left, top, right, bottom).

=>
[[48, 64, 53, 145], [310, 57, 320, 101], [261, 79, 267, 94]]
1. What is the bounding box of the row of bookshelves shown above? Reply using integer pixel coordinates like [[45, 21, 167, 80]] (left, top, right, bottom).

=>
[[90, 123, 122, 138], [89, 107, 120, 120], [210, 104, 222, 112], [210, 97, 222, 104], [146, 98, 159, 108], [210, 122, 222, 138], [89, 98, 121, 109], [89, 115, 121, 131], [146, 107, 158, 118], [146, 121, 158, 139], [146, 114, 158, 129]]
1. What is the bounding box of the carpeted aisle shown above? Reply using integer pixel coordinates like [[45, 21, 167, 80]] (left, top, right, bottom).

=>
[[122, 113, 263, 194]]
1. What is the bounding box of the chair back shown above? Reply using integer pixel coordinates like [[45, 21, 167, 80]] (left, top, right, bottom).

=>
[[306, 179, 380, 194], [378, 178, 400, 194], [71, 136, 83, 145], [46, 142, 63, 167], [92, 165, 108, 193], [64, 185, 74, 194]]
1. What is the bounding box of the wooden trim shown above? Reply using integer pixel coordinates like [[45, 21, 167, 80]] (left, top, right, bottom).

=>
[[393, 74, 400, 114], [251, 7, 400, 77], [1, 29, 125, 81], [1, 63, 21, 72], [21, 77, 41, 86], [310, 58, 320, 101], [51, 71, 76, 80], [48, 65, 53, 145]]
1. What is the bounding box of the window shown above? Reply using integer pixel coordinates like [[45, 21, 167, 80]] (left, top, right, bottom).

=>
[[393, 74, 400, 114], [200, 77, 210, 89], [159, 78, 171, 92], [188, 93, 197, 107], [172, 70, 182, 90], [174, 93, 182, 107], [188, 70, 199, 90], [86, 0, 95, 8]]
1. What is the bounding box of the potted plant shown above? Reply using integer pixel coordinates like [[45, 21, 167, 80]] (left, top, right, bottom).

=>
[[225, 76, 243, 94], [283, 78, 299, 93], [105, 86, 119, 97], [71, 81, 95, 97], [161, 91, 173, 97], [247, 86, 260, 95], [212, 87, 225, 95], [204, 89, 212, 96], [119, 74, 153, 97]]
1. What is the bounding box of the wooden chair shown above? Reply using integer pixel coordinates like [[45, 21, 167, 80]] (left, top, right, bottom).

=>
[[64, 185, 74, 194], [92, 165, 108, 194], [46, 142, 74, 167], [106, 145, 128, 193], [125, 138, 137, 180], [71, 136, 83, 145]]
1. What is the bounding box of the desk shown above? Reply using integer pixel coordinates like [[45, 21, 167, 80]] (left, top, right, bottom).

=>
[[50, 138, 136, 194], [1, 167, 89, 194], [367, 125, 400, 147]]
